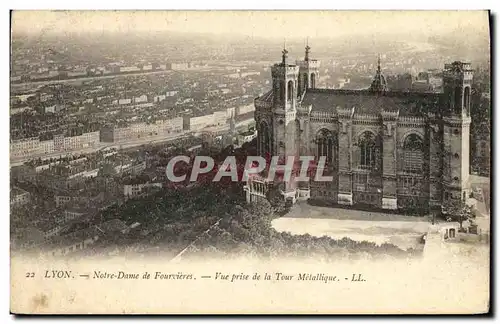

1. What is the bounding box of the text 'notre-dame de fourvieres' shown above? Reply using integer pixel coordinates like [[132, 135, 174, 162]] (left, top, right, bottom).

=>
[[244, 43, 472, 215]]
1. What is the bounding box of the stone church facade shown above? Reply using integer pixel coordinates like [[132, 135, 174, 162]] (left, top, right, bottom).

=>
[[244, 45, 472, 215]]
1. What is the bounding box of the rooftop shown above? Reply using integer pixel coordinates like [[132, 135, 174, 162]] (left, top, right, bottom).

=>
[[14, 227, 46, 247], [44, 226, 103, 250], [96, 219, 129, 234], [301, 88, 443, 116], [239, 130, 256, 136], [11, 187, 28, 197], [33, 217, 63, 232]]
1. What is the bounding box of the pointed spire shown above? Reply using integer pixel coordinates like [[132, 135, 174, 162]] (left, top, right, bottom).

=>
[[369, 54, 388, 94], [305, 37, 310, 62], [281, 38, 289, 66]]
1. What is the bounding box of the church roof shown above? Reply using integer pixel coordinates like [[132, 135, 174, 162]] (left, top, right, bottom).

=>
[[255, 89, 274, 107], [369, 73, 388, 93], [302, 89, 443, 117], [260, 89, 274, 102]]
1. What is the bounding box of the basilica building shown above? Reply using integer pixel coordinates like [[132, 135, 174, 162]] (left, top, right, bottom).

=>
[[244, 44, 472, 215]]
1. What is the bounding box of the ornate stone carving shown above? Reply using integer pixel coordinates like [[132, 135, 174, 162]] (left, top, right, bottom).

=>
[[383, 124, 393, 137], [339, 121, 349, 134]]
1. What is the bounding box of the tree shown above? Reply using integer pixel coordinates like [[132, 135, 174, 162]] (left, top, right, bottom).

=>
[[268, 189, 288, 216], [442, 199, 475, 231]]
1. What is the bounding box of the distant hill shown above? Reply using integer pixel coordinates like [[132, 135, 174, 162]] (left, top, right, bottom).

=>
[[428, 26, 490, 62]]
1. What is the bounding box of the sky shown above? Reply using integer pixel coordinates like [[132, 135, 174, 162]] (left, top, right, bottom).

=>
[[12, 10, 490, 39]]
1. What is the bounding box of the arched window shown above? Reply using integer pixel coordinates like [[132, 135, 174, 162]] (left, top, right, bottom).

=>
[[303, 73, 309, 90], [357, 131, 382, 170], [287, 80, 294, 101], [311, 73, 316, 89], [463, 87, 471, 116], [295, 120, 301, 152], [316, 129, 335, 165], [403, 134, 424, 173], [454, 86, 462, 114], [358, 132, 379, 170], [297, 76, 302, 97], [273, 80, 280, 104], [258, 122, 271, 157], [280, 81, 286, 102]]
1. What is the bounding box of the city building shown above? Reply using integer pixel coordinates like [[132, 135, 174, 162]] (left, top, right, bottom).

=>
[[32, 218, 67, 239], [123, 182, 163, 199], [55, 190, 105, 208], [213, 110, 228, 127], [63, 208, 88, 223], [12, 227, 46, 250], [10, 137, 40, 160], [96, 219, 129, 235], [39, 140, 55, 155], [186, 114, 216, 132], [165, 91, 178, 97], [10, 130, 100, 162], [10, 187, 31, 208], [226, 107, 236, 119], [245, 45, 473, 216], [115, 161, 147, 175], [166, 62, 189, 70], [63, 131, 100, 151], [100, 117, 183, 143], [42, 226, 103, 257], [153, 94, 166, 102], [10, 106, 32, 115], [237, 129, 258, 145], [237, 104, 255, 115]]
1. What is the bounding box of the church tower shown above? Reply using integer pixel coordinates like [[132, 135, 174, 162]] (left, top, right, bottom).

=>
[[270, 44, 300, 202], [442, 61, 473, 205], [271, 44, 300, 158], [297, 39, 320, 96]]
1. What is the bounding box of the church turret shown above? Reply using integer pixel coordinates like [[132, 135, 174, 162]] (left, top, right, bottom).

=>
[[443, 61, 473, 117], [369, 55, 388, 94], [281, 45, 289, 66], [305, 42, 311, 62], [297, 38, 320, 96], [271, 43, 299, 111]]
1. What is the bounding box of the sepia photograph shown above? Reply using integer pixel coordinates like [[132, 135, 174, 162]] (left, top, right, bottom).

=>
[[8, 10, 491, 314]]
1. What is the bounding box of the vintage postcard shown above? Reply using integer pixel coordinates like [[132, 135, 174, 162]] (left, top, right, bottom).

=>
[[9, 10, 491, 314]]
